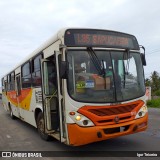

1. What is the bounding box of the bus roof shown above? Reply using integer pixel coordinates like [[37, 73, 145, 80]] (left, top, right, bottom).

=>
[[2, 28, 139, 78]]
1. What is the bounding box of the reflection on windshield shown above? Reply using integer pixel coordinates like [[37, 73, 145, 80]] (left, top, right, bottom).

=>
[[67, 50, 145, 103]]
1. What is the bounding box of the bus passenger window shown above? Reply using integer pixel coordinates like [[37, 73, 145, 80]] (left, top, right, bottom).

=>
[[10, 72, 15, 90], [1, 78, 4, 92], [22, 62, 32, 88], [32, 55, 42, 87], [4, 81, 7, 92], [7, 74, 11, 91]]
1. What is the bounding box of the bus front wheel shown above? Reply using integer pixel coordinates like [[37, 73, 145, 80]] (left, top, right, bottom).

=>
[[37, 112, 50, 141]]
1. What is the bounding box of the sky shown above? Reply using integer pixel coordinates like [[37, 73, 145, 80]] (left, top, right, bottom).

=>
[[0, 0, 160, 87]]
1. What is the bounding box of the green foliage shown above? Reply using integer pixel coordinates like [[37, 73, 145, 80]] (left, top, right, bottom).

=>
[[154, 90, 160, 96], [146, 71, 160, 108], [151, 71, 160, 94], [145, 71, 160, 96], [147, 98, 160, 108], [145, 78, 151, 86]]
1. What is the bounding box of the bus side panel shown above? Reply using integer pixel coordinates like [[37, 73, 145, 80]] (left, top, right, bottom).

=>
[[24, 87, 43, 128], [2, 91, 10, 112], [2, 91, 19, 118], [2, 87, 42, 128], [43, 40, 61, 58]]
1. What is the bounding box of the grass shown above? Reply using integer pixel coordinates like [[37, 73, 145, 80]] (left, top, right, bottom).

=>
[[147, 98, 160, 108]]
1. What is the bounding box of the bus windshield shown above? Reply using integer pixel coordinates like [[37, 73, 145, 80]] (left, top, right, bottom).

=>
[[67, 49, 145, 103]]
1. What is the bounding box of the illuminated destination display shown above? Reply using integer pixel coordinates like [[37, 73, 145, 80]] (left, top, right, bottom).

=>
[[75, 34, 129, 46], [65, 29, 139, 50]]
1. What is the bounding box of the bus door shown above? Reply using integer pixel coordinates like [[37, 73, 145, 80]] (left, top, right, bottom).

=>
[[41, 53, 64, 142], [15, 74, 23, 118]]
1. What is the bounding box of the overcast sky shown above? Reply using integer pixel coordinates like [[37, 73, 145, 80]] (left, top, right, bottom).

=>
[[0, 0, 160, 86]]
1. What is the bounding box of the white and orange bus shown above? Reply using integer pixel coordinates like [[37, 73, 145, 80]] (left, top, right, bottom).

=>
[[1, 28, 148, 146]]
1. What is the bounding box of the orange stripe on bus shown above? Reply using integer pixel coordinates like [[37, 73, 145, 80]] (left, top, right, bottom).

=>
[[7, 91, 18, 106], [19, 89, 33, 110], [7, 88, 33, 111]]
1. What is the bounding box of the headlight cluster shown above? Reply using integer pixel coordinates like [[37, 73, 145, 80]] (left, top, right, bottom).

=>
[[135, 105, 148, 119], [69, 111, 95, 127]]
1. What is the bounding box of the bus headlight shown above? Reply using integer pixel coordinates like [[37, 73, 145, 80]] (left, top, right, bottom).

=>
[[75, 115, 81, 121], [69, 111, 95, 127], [135, 105, 148, 119]]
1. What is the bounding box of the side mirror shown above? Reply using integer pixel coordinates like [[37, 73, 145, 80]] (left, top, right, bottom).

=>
[[140, 45, 146, 66], [59, 61, 68, 79], [141, 53, 146, 66]]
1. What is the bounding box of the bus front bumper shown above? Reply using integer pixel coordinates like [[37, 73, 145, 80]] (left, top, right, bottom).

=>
[[67, 113, 148, 146]]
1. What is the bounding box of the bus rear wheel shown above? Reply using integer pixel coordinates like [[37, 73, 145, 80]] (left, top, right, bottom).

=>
[[37, 112, 50, 141]]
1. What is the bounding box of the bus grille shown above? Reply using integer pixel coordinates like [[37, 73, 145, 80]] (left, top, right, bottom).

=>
[[78, 100, 144, 126], [88, 104, 137, 116]]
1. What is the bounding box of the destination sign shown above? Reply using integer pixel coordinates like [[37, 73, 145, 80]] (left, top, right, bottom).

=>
[[64, 29, 139, 50]]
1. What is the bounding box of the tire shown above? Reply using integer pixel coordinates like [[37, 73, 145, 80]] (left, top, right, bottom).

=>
[[37, 112, 50, 141]]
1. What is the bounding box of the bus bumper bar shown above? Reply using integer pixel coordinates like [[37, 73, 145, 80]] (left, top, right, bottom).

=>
[[67, 113, 148, 146]]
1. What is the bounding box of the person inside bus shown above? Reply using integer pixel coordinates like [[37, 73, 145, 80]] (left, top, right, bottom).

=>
[[75, 62, 86, 81], [75, 63, 86, 73]]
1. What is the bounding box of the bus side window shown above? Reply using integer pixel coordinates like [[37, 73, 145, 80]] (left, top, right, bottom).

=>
[[1, 78, 4, 92], [11, 72, 15, 90], [4, 81, 7, 93], [22, 62, 32, 88], [7, 74, 11, 91], [32, 55, 42, 87], [16, 76, 21, 96]]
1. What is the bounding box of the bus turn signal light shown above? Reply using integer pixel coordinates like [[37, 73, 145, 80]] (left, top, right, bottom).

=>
[[69, 112, 75, 116]]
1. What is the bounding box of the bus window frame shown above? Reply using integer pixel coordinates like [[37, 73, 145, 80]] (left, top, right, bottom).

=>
[[31, 54, 42, 87], [21, 61, 32, 89]]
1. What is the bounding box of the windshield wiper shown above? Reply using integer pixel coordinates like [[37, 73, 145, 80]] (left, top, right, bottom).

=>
[[87, 47, 105, 76]]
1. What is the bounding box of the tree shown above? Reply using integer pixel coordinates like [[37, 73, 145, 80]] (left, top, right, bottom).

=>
[[145, 78, 151, 86], [150, 71, 160, 95]]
